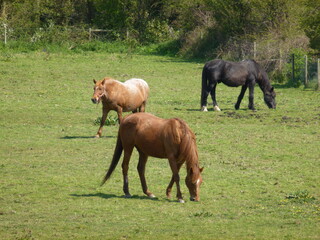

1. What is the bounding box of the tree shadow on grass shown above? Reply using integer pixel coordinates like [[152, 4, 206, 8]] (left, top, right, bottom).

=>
[[70, 192, 159, 201]]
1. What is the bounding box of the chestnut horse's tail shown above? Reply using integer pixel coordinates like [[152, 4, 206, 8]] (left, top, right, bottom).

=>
[[101, 132, 123, 186]]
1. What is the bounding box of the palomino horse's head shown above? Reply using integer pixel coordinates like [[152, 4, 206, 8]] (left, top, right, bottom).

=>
[[264, 87, 276, 109], [185, 167, 203, 201], [91, 79, 106, 104]]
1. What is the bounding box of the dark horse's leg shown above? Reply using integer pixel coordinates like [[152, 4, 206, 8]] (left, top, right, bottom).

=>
[[210, 83, 221, 111], [96, 107, 110, 138], [248, 82, 256, 110], [235, 85, 247, 110], [137, 151, 155, 198]]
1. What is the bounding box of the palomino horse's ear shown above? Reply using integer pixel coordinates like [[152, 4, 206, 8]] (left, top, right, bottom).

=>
[[93, 79, 96, 84], [200, 167, 204, 173]]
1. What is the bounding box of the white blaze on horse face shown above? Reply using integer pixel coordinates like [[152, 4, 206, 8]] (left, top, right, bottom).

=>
[[196, 178, 201, 186]]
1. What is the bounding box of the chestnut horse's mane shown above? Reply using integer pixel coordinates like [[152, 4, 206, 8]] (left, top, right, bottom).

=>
[[174, 118, 200, 171]]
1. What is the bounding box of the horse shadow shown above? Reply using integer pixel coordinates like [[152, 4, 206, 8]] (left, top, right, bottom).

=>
[[60, 135, 116, 140], [70, 192, 160, 201]]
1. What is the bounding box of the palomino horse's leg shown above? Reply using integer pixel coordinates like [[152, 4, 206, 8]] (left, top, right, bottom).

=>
[[138, 102, 146, 112], [235, 85, 247, 110], [248, 83, 256, 110], [96, 107, 110, 138], [122, 146, 134, 198], [166, 162, 183, 199], [137, 152, 155, 198], [116, 107, 123, 124], [168, 157, 184, 203]]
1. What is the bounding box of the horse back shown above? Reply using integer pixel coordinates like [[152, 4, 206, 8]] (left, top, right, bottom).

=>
[[103, 78, 149, 111], [119, 113, 181, 159]]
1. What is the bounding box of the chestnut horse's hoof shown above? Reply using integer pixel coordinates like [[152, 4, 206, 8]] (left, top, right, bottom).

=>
[[148, 194, 156, 198], [178, 199, 185, 203]]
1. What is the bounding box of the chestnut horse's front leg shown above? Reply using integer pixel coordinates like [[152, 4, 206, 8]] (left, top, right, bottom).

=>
[[96, 107, 110, 138], [168, 157, 184, 203], [166, 161, 184, 199]]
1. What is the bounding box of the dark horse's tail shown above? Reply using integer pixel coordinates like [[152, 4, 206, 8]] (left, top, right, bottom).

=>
[[201, 65, 209, 107], [101, 132, 123, 186]]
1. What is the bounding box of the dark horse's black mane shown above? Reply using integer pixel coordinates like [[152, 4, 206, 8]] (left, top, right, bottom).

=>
[[201, 59, 276, 111]]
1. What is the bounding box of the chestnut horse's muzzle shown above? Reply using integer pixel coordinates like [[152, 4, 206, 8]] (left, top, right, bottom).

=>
[[190, 197, 199, 202], [91, 98, 99, 104]]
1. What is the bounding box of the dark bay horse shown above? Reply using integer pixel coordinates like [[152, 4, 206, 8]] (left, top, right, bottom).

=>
[[201, 59, 276, 111], [91, 77, 149, 138], [101, 112, 203, 203]]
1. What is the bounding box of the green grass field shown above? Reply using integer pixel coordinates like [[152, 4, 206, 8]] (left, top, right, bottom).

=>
[[1, 52, 319, 239]]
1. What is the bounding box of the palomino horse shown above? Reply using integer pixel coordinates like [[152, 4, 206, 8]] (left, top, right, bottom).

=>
[[91, 77, 149, 138], [101, 112, 203, 203], [201, 59, 276, 111]]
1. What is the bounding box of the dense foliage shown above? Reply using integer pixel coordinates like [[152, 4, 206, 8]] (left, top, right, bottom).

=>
[[0, 0, 319, 51]]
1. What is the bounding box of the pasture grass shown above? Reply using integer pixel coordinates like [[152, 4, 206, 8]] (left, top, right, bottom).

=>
[[0, 51, 319, 239]]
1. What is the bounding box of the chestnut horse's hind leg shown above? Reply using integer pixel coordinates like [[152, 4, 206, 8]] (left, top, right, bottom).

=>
[[137, 152, 155, 198], [96, 107, 110, 138], [235, 85, 247, 110], [122, 146, 134, 198], [166, 161, 183, 199]]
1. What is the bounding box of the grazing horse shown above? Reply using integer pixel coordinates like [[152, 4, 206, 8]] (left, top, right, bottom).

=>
[[200, 59, 276, 111], [101, 112, 203, 203], [91, 77, 149, 138]]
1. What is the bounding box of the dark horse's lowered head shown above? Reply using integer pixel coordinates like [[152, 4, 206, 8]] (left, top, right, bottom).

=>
[[201, 59, 276, 111]]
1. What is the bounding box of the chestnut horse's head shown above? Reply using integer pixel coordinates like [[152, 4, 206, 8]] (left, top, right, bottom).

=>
[[185, 167, 203, 201], [91, 78, 107, 104]]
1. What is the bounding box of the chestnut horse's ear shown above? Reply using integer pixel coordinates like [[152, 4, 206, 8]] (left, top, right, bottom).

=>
[[101, 79, 106, 85], [93, 79, 96, 84], [200, 167, 204, 173]]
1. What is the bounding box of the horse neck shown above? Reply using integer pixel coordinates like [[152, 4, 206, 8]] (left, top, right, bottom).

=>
[[177, 123, 199, 173], [257, 72, 272, 93]]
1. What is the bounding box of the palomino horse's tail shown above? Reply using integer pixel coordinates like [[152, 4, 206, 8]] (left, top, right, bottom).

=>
[[101, 132, 123, 186], [201, 65, 209, 108]]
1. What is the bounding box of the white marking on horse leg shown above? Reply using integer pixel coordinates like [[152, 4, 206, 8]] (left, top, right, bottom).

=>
[[213, 105, 221, 111], [149, 194, 156, 198], [201, 106, 208, 112], [178, 199, 185, 203]]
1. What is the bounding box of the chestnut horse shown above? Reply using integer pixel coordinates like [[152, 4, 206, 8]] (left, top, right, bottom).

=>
[[91, 77, 149, 138], [101, 112, 203, 203], [201, 59, 276, 111]]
